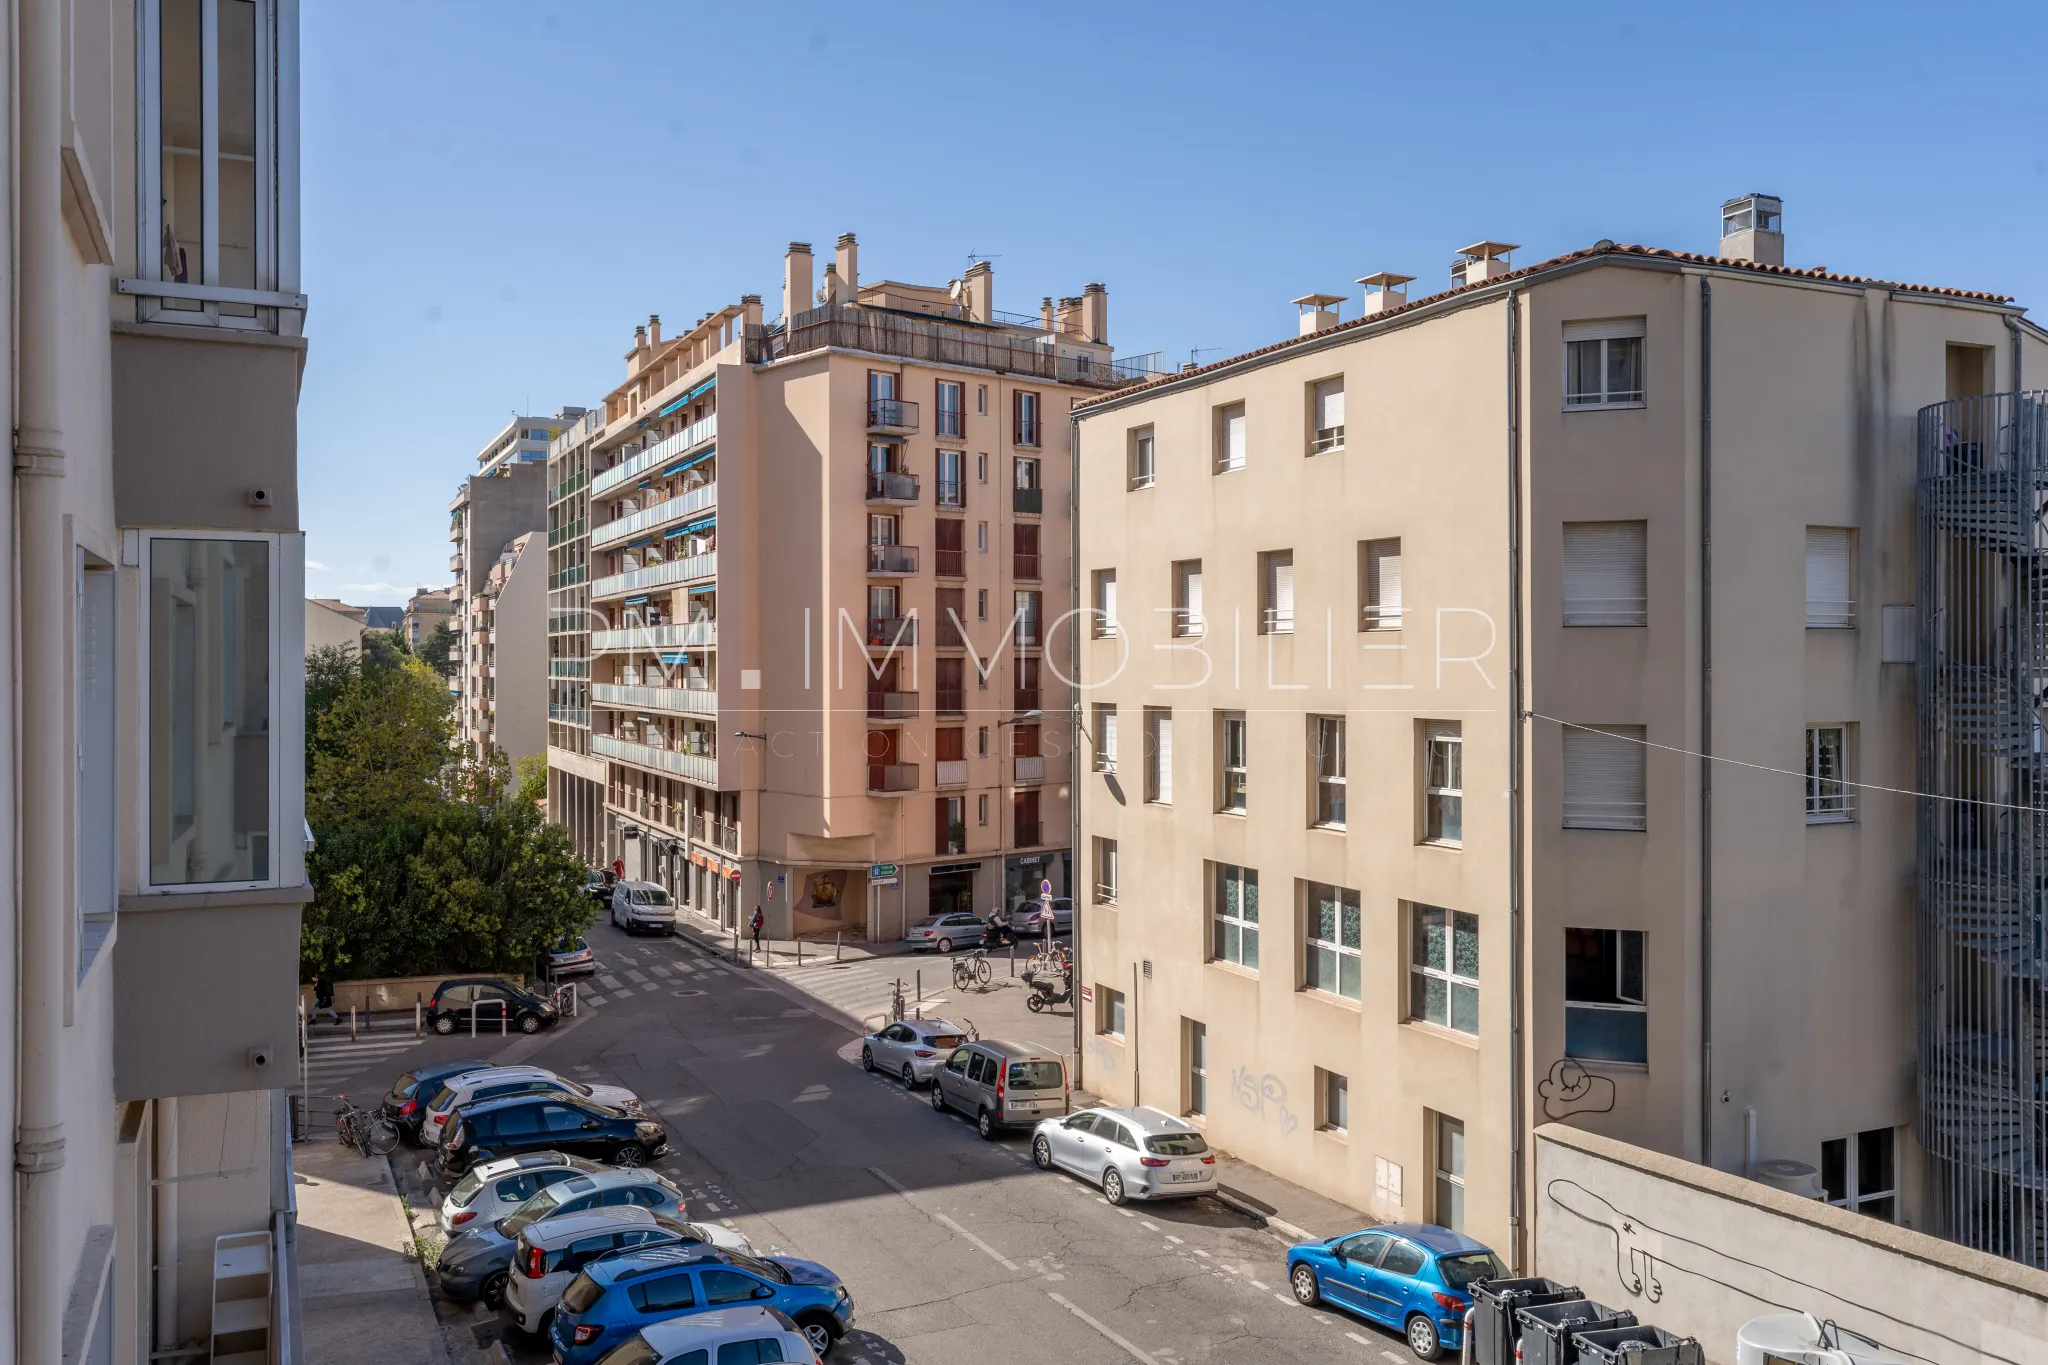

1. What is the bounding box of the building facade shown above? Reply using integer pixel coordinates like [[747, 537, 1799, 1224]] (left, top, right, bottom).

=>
[[546, 406, 605, 864], [461, 531, 547, 764], [1, 0, 313, 1360], [1072, 199, 2048, 1269], [399, 585, 454, 651], [304, 597, 366, 654], [447, 422, 553, 760]]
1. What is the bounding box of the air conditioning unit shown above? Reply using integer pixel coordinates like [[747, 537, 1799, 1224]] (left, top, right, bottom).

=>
[[1754, 1159, 1826, 1200], [1737, 1314, 1908, 1365]]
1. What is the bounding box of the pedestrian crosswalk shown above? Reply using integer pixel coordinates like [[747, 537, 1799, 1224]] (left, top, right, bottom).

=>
[[298, 1030, 428, 1097]]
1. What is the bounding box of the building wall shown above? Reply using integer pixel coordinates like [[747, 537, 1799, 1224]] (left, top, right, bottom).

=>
[[489, 535, 548, 763], [305, 599, 364, 655]]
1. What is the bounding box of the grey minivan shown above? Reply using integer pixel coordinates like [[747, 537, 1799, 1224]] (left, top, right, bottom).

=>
[[929, 1040, 1068, 1139]]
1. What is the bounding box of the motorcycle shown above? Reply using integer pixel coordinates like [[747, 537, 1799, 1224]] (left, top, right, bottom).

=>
[[979, 919, 1018, 950], [1022, 964, 1073, 1013]]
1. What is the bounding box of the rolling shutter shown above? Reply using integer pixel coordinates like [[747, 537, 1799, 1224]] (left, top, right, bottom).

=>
[[1563, 522, 1647, 626], [1366, 539, 1402, 629], [1098, 707, 1118, 767], [1805, 527, 1853, 627], [1265, 552, 1294, 631], [1149, 710, 1172, 803], [1219, 406, 1246, 470], [1314, 379, 1345, 432], [1562, 725, 1646, 830]]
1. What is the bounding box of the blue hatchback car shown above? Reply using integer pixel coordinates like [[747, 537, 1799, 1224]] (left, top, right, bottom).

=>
[[550, 1245, 853, 1363], [1287, 1223, 1506, 1361]]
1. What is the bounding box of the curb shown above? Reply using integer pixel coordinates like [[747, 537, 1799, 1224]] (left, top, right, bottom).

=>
[[1211, 1184, 1317, 1244]]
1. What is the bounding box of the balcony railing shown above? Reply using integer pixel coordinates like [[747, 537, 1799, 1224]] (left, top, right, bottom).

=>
[[867, 691, 919, 720], [549, 659, 590, 678], [594, 734, 717, 785], [866, 471, 920, 503], [1014, 755, 1046, 783], [1015, 421, 1042, 448], [868, 398, 919, 432], [744, 305, 1138, 390], [1013, 620, 1040, 648], [936, 759, 968, 787], [868, 544, 919, 575], [1014, 554, 1040, 581], [867, 616, 917, 648], [591, 621, 717, 651], [591, 482, 717, 550], [592, 683, 717, 716], [546, 519, 585, 548], [591, 553, 715, 600], [590, 412, 717, 498], [868, 763, 919, 793], [1012, 487, 1043, 515], [936, 409, 966, 439], [548, 705, 591, 727], [549, 470, 587, 504], [934, 547, 965, 577], [936, 476, 965, 508]]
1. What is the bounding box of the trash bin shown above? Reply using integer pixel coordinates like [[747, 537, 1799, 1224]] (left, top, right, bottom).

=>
[[1470, 1279, 1583, 1365], [1516, 1299, 1637, 1365], [1569, 1324, 1703, 1365]]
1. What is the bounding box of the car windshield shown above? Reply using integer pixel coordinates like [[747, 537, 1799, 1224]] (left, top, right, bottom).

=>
[[1145, 1132, 1209, 1156], [426, 1084, 458, 1111], [1438, 1251, 1509, 1289], [394, 1070, 424, 1099], [913, 917, 944, 930], [633, 888, 670, 906], [1007, 1061, 1065, 1090], [593, 1337, 660, 1365], [559, 1271, 606, 1316], [553, 935, 587, 953], [924, 1033, 965, 1048], [448, 1169, 487, 1206], [724, 1251, 791, 1284]]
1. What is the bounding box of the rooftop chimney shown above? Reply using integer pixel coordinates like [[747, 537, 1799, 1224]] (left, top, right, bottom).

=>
[[1056, 296, 1084, 335], [1719, 193, 1783, 266], [783, 242, 813, 322], [740, 293, 763, 332], [647, 314, 662, 348], [1040, 296, 1055, 332], [1291, 293, 1344, 336], [820, 262, 844, 306], [963, 261, 994, 324], [836, 233, 859, 294], [1450, 241, 1519, 288], [1358, 271, 1414, 317], [1081, 282, 1107, 343]]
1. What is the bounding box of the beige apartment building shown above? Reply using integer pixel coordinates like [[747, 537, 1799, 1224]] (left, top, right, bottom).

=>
[[400, 584, 455, 651], [552, 235, 1144, 936], [1072, 197, 2048, 1269]]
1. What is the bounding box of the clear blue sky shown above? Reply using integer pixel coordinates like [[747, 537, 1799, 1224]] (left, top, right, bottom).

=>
[[299, 0, 2048, 604]]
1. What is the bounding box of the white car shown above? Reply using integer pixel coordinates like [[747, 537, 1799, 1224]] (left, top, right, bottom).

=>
[[606, 1306, 819, 1365], [860, 1018, 970, 1087], [502, 1206, 753, 1334], [421, 1065, 642, 1147], [438, 1151, 604, 1235], [1031, 1105, 1217, 1204], [611, 880, 677, 935]]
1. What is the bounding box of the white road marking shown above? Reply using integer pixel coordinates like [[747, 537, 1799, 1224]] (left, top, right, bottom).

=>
[[1140, 1220, 1159, 1231], [1046, 1292, 1160, 1365], [1274, 1293, 1294, 1305], [625, 969, 649, 983], [1193, 1249, 1210, 1258], [1166, 1235, 1184, 1244], [598, 975, 622, 990], [1249, 1279, 1270, 1290], [610, 990, 633, 1001], [1381, 1352, 1404, 1363], [1346, 1333, 1370, 1346], [867, 1166, 1020, 1271]]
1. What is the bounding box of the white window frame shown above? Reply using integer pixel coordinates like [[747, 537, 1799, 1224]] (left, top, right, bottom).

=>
[[137, 528, 303, 894], [1092, 569, 1118, 638], [1093, 836, 1118, 904], [1434, 1115, 1467, 1232], [1184, 1021, 1207, 1117], [1409, 904, 1480, 1036], [1806, 724, 1853, 823], [1129, 426, 1156, 489], [1310, 378, 1346, 455], [1217, 711, 1247, 813], [1317, 1068, 1349, 1133], [78, 555, 119, 980], [1093, 704, 1118, 773], [1361, 538, 1403, 631], [1302, 880, 1362, 1001], [1098, 985, 1126, 1039], [1215, 402, 1246, 473], [1562, 319, 1645, 409], [1261, 550, 1295, 635], [1210, 862, 1259, 969], [1145, 707, 1172, 804], [1312, 714, 1346, 828], [1821, 1127, 1897, 1221], [1805, 527, 1855, 629], [1564, 927, 1648, 1065], [1424, 724, 1463, 846], [1173, 560, 1204, 637]]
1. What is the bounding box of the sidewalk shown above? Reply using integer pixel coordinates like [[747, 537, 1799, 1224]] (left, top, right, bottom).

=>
[[294, 1140, 446, 1365]]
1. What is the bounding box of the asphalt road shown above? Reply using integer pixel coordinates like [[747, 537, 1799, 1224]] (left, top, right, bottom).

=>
[[310, 921, 1414, 1365]]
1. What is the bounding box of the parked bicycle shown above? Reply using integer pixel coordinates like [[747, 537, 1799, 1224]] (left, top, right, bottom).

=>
[[952, 950, 993, 992], [334, 1095, 399, 1157], [890, 979, 907, 1022]]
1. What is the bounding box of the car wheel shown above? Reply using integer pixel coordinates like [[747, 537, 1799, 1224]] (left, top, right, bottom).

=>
[[976, 1107, 998, 1140], [936, 937, 952, 953], [1408, 1314, 1443, 1361], [611, 1142, 647, 1168], [430, 1014, 455, 1036], [1290, 1263, 1321, 1306], [901, 1063, 918, 1089], [518, 1012, 542, 1034], [860, 1046, 875, 1073], [794, 1313, 837, 1356], [1103, 1166, 1127, 1205], [929, 1082, 946, 1113], [1032, 1135, 1053, 1170], [480, 1270, 509, 1310]]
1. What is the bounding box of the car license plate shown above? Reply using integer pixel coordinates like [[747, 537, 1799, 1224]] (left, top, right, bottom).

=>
[[1008, 1100, 1043, 1111], [1170, 1171, 1202, 1182]]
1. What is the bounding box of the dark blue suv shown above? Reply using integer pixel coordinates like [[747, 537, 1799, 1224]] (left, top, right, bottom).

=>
[[551, 1245, 853, 1363], [1287, 1222, 1506, 1360]]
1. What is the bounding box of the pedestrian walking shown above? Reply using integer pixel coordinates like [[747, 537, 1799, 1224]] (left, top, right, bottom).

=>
[[749, 906, 765, 951], [611, 856, 625, 881], [311, 974, 339, 1025]]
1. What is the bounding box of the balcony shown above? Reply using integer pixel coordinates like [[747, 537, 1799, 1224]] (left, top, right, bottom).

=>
[[1014, 554, 1040, 581], [936, 409, 966, 440], [548, 704, 592, 727], [936, 476, 965, 508], [591, 621, 717, 651], [594, 734, 718, 785], [1014, 755, 1046, 783], [867, 397, 920, 434], [591, 412, 717, 498], [936, 759, 968, 787], [590, 482, 717, 550], [1014, 686, 1041, 712], [867, 616, 918, 648], [865, 470, 920, 504], [934, 548, 965, 578], [747, 304, 1139, 391], [591, 552, 716, 601], [592, 682, 717, 716], [448, 553, 462, 571], [547, 518, 585, 548], [1013, 621, 1041, 649], [868, 544, 919, 575], [1013, 487, 1043, 515], [867, 691, 919, 721], [868, 763, 919, 793]]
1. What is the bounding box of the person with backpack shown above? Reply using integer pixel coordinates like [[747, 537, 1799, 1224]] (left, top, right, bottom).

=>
[[749, 906, 765, 952]]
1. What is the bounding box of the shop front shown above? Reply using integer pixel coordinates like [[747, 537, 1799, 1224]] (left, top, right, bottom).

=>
[[1003, 851, 1071, 916], [926, 861, 980, 918]]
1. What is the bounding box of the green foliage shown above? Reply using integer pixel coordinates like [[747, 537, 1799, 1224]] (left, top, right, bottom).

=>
[[309, 656, 454, 828], [514, 753, 548, 808], [420, 619, 459, 679]]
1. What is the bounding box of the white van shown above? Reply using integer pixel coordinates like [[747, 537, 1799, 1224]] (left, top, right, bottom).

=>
[[610, 881, 677, 936]]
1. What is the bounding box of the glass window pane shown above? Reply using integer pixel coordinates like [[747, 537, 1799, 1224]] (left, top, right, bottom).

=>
[[1341, 896, 1361, 950], [1218, 921, 1238, 964], [1315, 895, 1337, 944], [1242, 873, 1259, 923], [160, 0, 204, 298], [149, 539, 270, 885], [1452, 912, 1479, 979], [1607, 336, 1642, 400], [1857, 1128, 1893, 1197], [1339, 953, 1360, 1000], [1564, 1005, 1647, 1064], [218, 0, 259, 307], [1417, 907, 1446, 971], [1450, 982, 1479, 1034], [1820, 1138, 1848, 1202], [1420, 973, 1448, 1025], [1242, 924, 1258, 969]]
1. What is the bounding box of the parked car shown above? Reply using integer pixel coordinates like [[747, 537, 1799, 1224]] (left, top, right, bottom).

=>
[[860, 1019, 969, 1088], [928, 1040, 1069, 1139], [381, 1058, 489, 1143], [1014, 897, 1074, 935], [1286, 1223, 1507, 1361], [424, 977, 559, 1036], [438, 1150, 604, 1234], [504, 1205, 753, 1334], [550, 1245, 853, 1364], [587, 871, 615, 908], [589, 1307, 819, 1365], [903, 911, 985, 953], [1030, 1105, 1216, 1204], [610, 881, 677, 935], [432, 1167, 688, 1308], [537, 933, 597, 982], [421, 1065, 643, 1146], [434, 1092, 669, 1182]]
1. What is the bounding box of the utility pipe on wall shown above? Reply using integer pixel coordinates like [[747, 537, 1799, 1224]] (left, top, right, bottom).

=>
[[1698, 276, 1716, 1170], [1505, 290, 1528, 1273], [154, 1100, 180, 1349]]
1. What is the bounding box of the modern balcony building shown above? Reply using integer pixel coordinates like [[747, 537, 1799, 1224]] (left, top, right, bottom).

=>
[[0, 0, 314, 1359], [1072, 196, 2048, 1270], [546, 406, 606, 862], [557, 236, 1147, 937]]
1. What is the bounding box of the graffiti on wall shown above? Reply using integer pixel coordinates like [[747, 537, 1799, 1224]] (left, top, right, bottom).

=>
[[1231, 1067, 1299, 1136], [1538, 1058, 1616, 1122]]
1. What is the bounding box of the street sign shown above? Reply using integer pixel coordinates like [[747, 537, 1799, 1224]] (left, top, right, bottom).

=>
[[1081, 985, 1094, 1002], [869, 863, 901, 889], [1040, 879, 1052, 897]]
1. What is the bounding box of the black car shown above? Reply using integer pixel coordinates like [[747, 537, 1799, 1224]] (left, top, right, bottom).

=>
[[586, 872, 616, 908], [382, 1057, 490, 1142], [425, 978, 558, 1036], [434, 1092, 669, 1182]]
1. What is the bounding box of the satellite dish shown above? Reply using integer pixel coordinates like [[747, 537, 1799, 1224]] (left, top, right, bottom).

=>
[[948, 279, 964, 301]]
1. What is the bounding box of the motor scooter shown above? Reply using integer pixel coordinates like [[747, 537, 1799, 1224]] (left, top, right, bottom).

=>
[[1023, 964, 1073, 1013]]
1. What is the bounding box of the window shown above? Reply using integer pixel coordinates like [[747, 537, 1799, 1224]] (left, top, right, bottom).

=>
[[628, 1272, 697, 1314], [1361, 538, 1402, 631], [1014, 590, 1041, 646], [1410, 905, 1480, 1035], [934, 518, 964, 577], [977, 792, 988, 825], [1806, 725, 1852, 822], [936, 380, 966, 439], [977, 588, 987, 620], [1317, 1069, 1348, 1133], [935, 657, 965, 715], [1565, 928, 1646, 1063], [148, 535, 279, 888], [937, 448, 965, 507], [976, 521, 988, 553], [1211, 863, 1259, 968], [1822, 1127, 1896, 1221], [1563, 522, 1647, 626], [1215, 402, 1247, 472], [1013, 788, 1040, 846], [1093, 837, 1118, 904], [1563, 320, 1645, 407], [1805, 527, 1854, 628], [1434, 1115, 1468, 1232], [935, 797, 965, 855], [977, 384, 987, 417], [1015, 525, 1041, 582], [1092, 570, 1118, 637], [936, 588, 966, 648], [1312, 715, 1346, 827], [1423, 724, 1463, 845], [1130, 426, 1156, 488], [1014, 390, 1042, 447], [78, 559, 116, 971], [1562, 725, 1646, 830], [1093, 704, 1118, 772], [1260, 550, 1295, 634], [1145, 708, 1172, 804], [1218, 712, 1246, 813], [1380, 1240, 1426, 1278], [1098, 985, 1126, 1038], [1303, 881, 1361, 1000], [699, 1269, 762, 1307], [1173, 560, 1204, 637], [1185, 1021, 1207, 1116], [1311, 378, 1346, 454]]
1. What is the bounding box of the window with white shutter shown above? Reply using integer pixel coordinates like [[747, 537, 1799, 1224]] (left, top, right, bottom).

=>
[[1311, 379, 1346, 454], [1129, 427, 1156, 489], [1562, 725, 1647, 830], [1805, 527, 1854, 628], [1261, 551, 1295, 634], [1563, 522, 1647, 626], [1563, 319, 1645, 407], [1093, 569, 1118, 637], [1174, 560, 1204, 637], [1216, 403, 1246, 472], [1146, 708, 1173, 804], [1094, 704, 1118, 772], [1362, 538, 1403, 631]]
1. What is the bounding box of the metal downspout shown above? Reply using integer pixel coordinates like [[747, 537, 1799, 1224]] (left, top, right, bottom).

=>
[[1698, 277, 1715, 1168], [1068, 409, 1083, 1089], [1506, 290, 1527, 1272], [2007, 314, 2024, 390], [15, 0, 70, 1359]]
